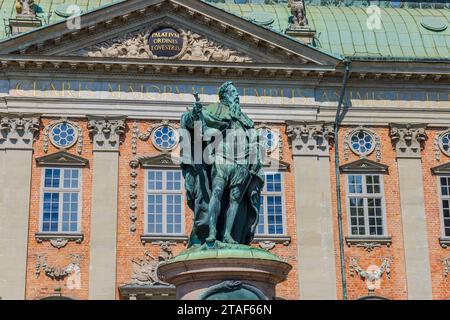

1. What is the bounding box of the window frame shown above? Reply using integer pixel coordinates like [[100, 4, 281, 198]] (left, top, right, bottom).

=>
[[144, 168, 185, 236], [437, 175, 450, 239], [39, 167, 82, 234], [345, 173, 388, 238], [257, 170, 287, 236]]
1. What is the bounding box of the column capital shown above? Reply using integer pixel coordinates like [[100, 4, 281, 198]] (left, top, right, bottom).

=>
[[87, 116, 126, 152], [286, 121, 334, 157], [0, 114, 40, 150], [389, 123, 427, 159]]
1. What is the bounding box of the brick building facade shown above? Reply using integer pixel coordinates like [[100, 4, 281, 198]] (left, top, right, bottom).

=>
[[0, 0, 449, 300]]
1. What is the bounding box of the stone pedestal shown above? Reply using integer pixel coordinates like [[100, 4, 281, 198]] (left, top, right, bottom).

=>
[[158, 244, 291, 300], [285, 26, 316, 45], [8, 16, 42, 36]]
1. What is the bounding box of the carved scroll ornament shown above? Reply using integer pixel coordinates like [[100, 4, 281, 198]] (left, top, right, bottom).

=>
[[77, 27, 251, 63]]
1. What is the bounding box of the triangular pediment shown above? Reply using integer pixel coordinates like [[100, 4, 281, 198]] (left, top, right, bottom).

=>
[[431, 162, 450, 174], [340, 158, 388, 174], [36, 151, 89, 167], [138, 153, 180, 168], [0, 0, 340, 67]]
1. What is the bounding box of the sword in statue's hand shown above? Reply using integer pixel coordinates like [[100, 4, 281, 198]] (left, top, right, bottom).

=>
[[192, 92, 203, 119]]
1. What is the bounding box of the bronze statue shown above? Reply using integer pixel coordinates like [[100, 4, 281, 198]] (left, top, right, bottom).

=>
[[180, 81, 265, 247]]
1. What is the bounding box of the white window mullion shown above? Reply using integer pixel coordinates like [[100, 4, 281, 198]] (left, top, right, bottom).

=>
[[363, 197, 370, 236], [161, 194, 165, 234], [162, 171, 167, 234], [58, 171, 64, 233], [264, 195, 268, 235]]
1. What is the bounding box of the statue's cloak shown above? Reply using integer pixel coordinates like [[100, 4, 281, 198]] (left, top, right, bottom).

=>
[[180, 103, 264, 246]]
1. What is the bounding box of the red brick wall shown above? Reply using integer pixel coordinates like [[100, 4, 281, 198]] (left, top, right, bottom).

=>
[[115, 120, 189, 299], [23, 120, 450, 300], [329, 126, 408, 300], [266, 124, 299, 300], [25, 118, 93, 300], [115, 121, 300, 300], [421, 128, 450, 299]]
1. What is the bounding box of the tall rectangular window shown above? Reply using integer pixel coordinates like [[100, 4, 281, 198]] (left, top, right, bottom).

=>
[[439, 176, 450, 237], [145, 169, 183, 235], [257, 172, 285, 235], [41, 168, 81, 233], [347, 174, 385, 236]]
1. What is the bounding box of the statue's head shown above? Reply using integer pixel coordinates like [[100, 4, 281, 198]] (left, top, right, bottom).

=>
[[218, 81, 241, 119], [218, 81, 239, 107]]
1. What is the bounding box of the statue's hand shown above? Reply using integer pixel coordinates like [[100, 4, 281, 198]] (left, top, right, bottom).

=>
[[193, 101, 203, 115], [192, 92, 203, 119], [250, 161, 262, 175]]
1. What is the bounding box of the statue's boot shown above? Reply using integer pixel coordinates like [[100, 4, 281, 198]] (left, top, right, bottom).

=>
[[222, 234, 237, 244]]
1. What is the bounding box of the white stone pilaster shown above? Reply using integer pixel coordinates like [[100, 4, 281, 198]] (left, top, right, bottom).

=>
[[390, 123, 432, 300], [0, 115, 39, 300], [87, 116, 125, 300], [286, 121, 337, 299]]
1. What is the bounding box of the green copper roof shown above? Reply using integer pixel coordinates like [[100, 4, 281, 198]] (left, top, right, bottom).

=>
[[211, 3, 450, 60], [0, 0, 121, 39], [0, 0, 449, 60]]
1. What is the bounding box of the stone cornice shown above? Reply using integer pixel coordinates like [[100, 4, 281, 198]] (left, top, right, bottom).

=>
[[0, 55, 336, 80], [0, 56, 447, 83]]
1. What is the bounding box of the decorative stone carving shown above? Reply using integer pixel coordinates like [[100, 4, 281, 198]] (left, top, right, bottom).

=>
[[286, 121, 334, 157], [35, 254, 82, 281], [389, 123, 427, 158], [35, 232, 84, 249], [439, 237, 450, 248], [288, 0, 308, 27], [131, 122, 138, 155], [131, 120, 180, 154], [354, 242, 381, 252], [434, 129, 450, 161], [132, 120, 179, 154], [44, 119, 82, 154], [15, 0, 35, 16], [345, 236, 392, 252], [343, 127, 381, 161], [182, 30, 251, 63], [159, 241, 174, 261], [258, 241, 276, 251], [443, 257, 450, 278], [349, 257, 392, 294], [255, 123, 283, 160], [253, 235, 291, 250], [0, 115, 39, 150], [129, 158, 139, 232], [87, 116, 125, 151], [76, 25, 251, 63], [130, 244, 173, 286]]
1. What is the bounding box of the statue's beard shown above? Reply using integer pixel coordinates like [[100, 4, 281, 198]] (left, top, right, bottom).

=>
[[228, 97, 241, 119]]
